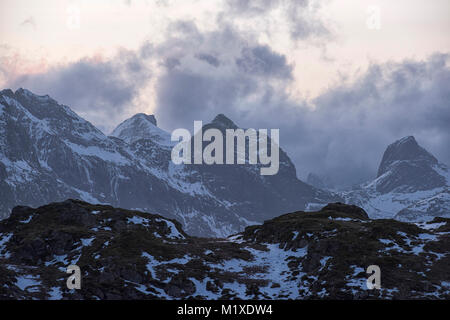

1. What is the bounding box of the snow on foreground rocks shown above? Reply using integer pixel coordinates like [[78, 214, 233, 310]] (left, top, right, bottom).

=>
[[0, 200, 448, 300]]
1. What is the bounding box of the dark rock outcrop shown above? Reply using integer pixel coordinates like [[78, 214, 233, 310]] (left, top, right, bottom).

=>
[[375, 136, 445, 193], [0, 200, 448, 300]]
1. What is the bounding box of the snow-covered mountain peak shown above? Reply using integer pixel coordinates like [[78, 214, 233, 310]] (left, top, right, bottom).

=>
[[134, 113, 157, 126], [0, 88, 106, 144], [111, 113, 172, 146], [15, 88, 54, 103], [373, 136, 445, 194], [342, 136, 450, 222], [377, 136, 438, 177], [209, 113, 239, 130], [0, 89, 14, 98], [1, 88, 53, 109]]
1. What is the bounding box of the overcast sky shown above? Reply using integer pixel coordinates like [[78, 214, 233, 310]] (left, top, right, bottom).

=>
[[1, 0, 449, 187]]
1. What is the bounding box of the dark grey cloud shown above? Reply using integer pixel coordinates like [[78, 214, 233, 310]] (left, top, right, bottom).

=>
[[154, 21, 294, 130], [225, 0, 279, 16], [163, 57, 181, 70], [7, 47, 152, 133], [195, 53, 220, 68], [284, 0, 331, 41], [157, 69, 257, 128], [139, 41, 154, 59], [167, 20, 202, 38], [153, 23, 450, 187], [305, 53, 450, 186], [236, 45, 293, 78], [224, 0, 332, 42]]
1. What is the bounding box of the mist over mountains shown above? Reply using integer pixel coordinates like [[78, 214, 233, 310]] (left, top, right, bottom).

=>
[[0, 88, 449, 237]]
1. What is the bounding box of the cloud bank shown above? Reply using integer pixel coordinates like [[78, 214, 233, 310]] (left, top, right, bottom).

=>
[[2, 1, 449, 188], [6, 47, 153, 133], [223, 0, 332, 42], [152, 21, 450, 187]]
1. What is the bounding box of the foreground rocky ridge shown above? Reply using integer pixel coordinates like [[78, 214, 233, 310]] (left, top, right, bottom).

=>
[[0, 200, 448, 300]]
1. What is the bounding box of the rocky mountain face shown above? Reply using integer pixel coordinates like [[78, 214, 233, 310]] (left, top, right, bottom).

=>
[[342, 136, 450, 221], [0, 200, 448, 299], [0, 88, 337, 237], [376, 136, 445, 193]]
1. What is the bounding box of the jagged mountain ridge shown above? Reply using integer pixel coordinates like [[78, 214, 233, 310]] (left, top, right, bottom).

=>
[[0, 88, 337, 237], [111, 113, 172, 147], [342, 136, 450, 221], [376, 136, 445, 193], [0, 200, 448, 299]]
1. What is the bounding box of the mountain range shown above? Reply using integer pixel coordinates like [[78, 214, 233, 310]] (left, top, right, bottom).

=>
[[0, 88, 449, 237], [0, 88, 337, 237]]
